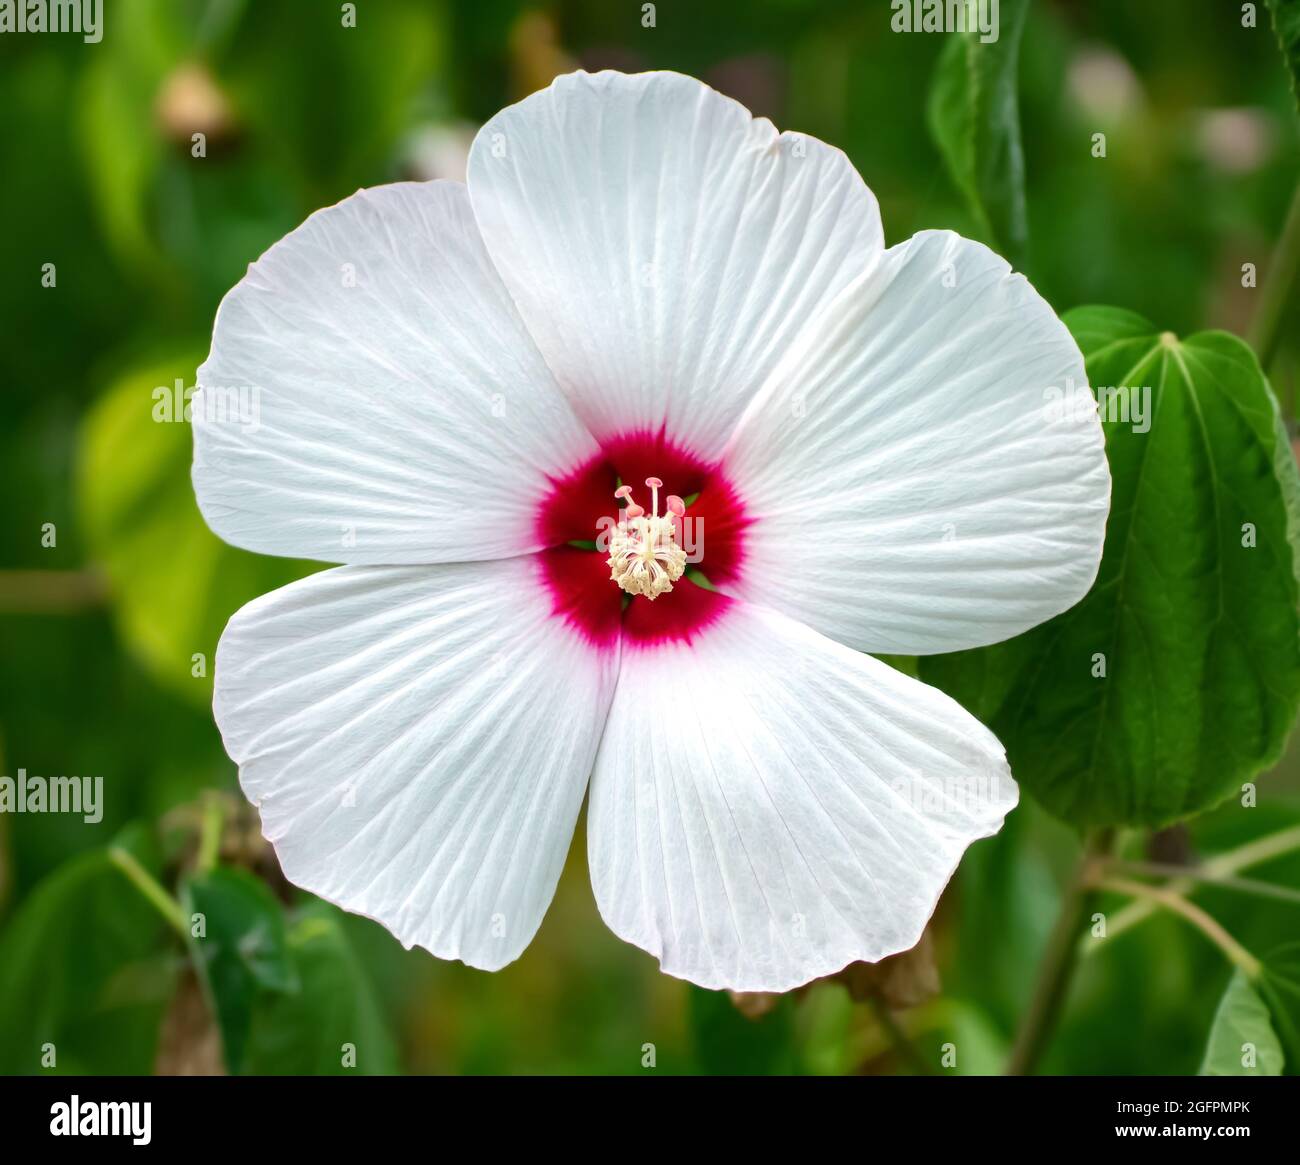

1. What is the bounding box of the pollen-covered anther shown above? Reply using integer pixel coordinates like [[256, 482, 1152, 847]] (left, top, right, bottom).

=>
[[606, 478, 689, 600]]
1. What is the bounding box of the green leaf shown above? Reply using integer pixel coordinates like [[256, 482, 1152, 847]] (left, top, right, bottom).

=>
[[1272, 406, 1300, 590], [1201, 970, 1285, 1075], [76, 356, 314, 704], [180, 866, 295, 1075], [926, 0, 1029, 266], [1266, 0, 1300, 117], [1257, 943, 1300, 1072], [908, 627, 1038, 728], [922, 308, 1300, 827], [0, 848, 174, 1073], [245, 902, 399, 1075]]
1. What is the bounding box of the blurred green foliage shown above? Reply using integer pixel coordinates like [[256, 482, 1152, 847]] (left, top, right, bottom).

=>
[[2, 0, 1300, 1076], [928, 0, 1029, 263]]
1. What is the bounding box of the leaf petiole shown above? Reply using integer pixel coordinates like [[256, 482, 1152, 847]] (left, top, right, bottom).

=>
[[1097, 876, 1262, 979], [1107, 858, 1300, 908], [1097, 823, 1300, 947], [109, 846, 188, 939]]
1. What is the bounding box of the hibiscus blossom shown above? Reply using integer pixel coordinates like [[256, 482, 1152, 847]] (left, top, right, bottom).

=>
[[193, 70, 1110, 992]]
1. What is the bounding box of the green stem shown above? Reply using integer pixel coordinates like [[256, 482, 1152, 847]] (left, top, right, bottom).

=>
[[1098, 876, 1261, 979], [1096, 823, 1300, 948], [1109, 858, 1300, 907], [1005, 828, 1114, 1076], [196, 794, 224, 874], [109, 846, 187, 939], [1205, 823, 1300, 877], [1249, 182, 1300, 371]]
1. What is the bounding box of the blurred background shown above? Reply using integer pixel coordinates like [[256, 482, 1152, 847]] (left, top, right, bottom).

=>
[[2, 0, 1299, 1075]]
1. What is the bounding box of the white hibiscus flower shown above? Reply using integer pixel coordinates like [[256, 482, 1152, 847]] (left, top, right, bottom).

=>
[[193, 70, 1110, 993]]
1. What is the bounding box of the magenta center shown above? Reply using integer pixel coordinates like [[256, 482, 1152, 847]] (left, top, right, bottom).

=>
[[534, 429, 750, 650]]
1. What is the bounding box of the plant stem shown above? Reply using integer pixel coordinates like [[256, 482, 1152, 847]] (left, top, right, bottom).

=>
[[1249, 182, 1300, 371], [1097, 823, 1300, 948], [109, 846, 187, 939], [1109, 858, 1300, 906], [1005, 828, 1114, 1076], [1098, 876, 1261, 979], [196, 794, 224, 874], [1205, 823, 1300, 877]]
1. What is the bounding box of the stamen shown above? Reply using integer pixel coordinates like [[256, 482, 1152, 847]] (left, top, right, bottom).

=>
[[645, 477, 662, 516], [606, 477, 689, 601]]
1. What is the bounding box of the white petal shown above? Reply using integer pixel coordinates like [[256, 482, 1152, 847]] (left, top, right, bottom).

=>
[[467, 70, 884, 459], [587, 600, 1016, 992], [723, 230, 1111, 654], [194, 181, 598, 564], [214, 557, 617, 970]]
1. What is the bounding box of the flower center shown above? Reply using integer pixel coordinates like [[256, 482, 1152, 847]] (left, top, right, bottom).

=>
[[606, 476, 688, 601]]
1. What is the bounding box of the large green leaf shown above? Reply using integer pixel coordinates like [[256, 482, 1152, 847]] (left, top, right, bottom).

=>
[[245, 902, 399, 1075], [1266, 0, 1300, 116], [0, 845, 173, 1073], [180, 865, 295, 1074], [926, 0, 1029, 266], [76, 356, 314, 704], [922, 308, 1300, 827], [1201, 970, 1284, 1075]]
